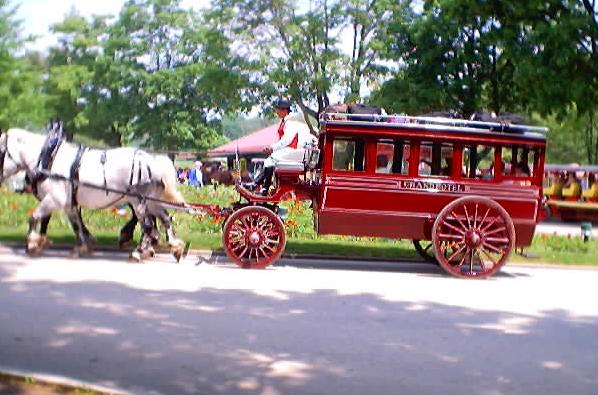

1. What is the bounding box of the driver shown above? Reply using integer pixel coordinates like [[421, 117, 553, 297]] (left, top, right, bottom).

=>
[[248, 98, 315, 195]]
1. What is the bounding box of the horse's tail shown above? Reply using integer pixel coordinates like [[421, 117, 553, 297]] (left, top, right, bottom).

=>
[[155, 156, 186, 205]]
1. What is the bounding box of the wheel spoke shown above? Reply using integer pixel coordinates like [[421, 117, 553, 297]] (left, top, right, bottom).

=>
[[450, 210, 469, 232], [442, 220, 466, 235], [438, 233, 463, 241], [478, 207, 491, 230], [473, 203, 478, 229], [446, 244, 467, 262], [482, 241, 504, 255], [474, 250, 489, 271], [479, 248, 498, 267], [484, 237, 509, 244], [483, 226, 506, 237], [463, 205, 472, 228], [480, 215, 500, 233]]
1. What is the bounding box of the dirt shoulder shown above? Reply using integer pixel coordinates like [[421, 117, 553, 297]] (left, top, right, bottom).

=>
[[0, 372, 122, 395]]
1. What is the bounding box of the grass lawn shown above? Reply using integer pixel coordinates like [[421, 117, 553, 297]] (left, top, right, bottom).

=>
[[0, 184, 596, 266], [0, 372, 113, 394]]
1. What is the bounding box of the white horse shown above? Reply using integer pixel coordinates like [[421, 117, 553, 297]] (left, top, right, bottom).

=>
[[0, 128, 187, 262]]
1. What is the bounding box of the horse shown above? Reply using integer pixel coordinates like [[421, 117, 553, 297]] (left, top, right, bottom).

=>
[[0, 128, 187, 262], [202, 161, 251, 187]]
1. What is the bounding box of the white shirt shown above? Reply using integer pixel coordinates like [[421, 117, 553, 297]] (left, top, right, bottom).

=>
[[270, 115, 315, 151]]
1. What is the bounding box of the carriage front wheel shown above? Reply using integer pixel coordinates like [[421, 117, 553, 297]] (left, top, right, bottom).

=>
[[222, 206, 287, 269], [432, 196, 515, 278]]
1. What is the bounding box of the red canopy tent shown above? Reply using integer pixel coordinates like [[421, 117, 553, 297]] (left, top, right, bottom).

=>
[[208, 124, 279, 157]]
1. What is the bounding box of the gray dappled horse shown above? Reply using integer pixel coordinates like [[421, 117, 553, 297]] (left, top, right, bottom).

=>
[[0, 128, 187, 262]]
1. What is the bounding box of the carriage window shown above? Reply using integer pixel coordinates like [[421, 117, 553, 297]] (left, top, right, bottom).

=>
[[419, 142, 453, 177], [501, 146, 536, 177], [376, 139, 410, 175], [332, 138, 365, 172], [463, 145, 495, 179]]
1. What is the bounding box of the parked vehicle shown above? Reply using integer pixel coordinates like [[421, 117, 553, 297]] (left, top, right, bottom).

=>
[[543, 164, 598, 223]]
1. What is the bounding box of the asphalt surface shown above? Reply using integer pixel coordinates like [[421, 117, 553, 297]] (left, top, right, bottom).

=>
[[1, 246, 597, 395]]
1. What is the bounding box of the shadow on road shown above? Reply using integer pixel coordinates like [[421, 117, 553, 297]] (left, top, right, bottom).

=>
[[0, 253, 596, 395]]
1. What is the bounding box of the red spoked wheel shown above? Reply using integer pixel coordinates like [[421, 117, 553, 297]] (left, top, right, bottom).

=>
[[222, 206, 287, 269], [432, 196, 515, 279]]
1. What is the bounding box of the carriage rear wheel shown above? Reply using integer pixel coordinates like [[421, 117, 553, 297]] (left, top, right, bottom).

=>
[[412, 240, 437, 264], [222, 206, 287, 269], [432, 196, 515, 279]]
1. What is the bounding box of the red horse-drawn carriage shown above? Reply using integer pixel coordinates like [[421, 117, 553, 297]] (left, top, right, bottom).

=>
[[215, 113, 548, 278]]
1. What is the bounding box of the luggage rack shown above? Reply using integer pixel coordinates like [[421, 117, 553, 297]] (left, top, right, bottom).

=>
[[320, 112, 549, 136]]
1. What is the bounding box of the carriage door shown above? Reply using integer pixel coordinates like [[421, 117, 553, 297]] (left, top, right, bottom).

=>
[[318, 136, 414, 238]]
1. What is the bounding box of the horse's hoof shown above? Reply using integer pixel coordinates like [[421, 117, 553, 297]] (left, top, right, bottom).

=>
[[170, 239, 188, 263], [140, 247, 155, 260], [128, 251, 143, 263], [39, 235, 52, 249], [79, 245, 93, 256], [26, 245, 43, 257], [69, 249, 80, 259]]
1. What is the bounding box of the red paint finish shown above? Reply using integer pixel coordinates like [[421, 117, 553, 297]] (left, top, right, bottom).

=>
[[316, 120, 546, 248]]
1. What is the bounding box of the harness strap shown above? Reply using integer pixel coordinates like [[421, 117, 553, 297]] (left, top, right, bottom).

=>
[[0, 133, 6, 177], [69, 145, 87, 208], [100, 150, 108, 196], [129, 149, 139, 186]]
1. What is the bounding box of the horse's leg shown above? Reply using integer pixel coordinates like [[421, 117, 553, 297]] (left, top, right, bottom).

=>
[[66, 208, 92, 257], [38, 215, 52, 250], [128, 202, 153, 263], [26, 201, 55, 256], [78, 208, 96, 249], [154, 207, 187, 263], [118, 204, 138, 248]]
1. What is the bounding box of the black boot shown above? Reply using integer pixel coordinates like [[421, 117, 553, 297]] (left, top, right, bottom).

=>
[[261, 166, 274, 196]]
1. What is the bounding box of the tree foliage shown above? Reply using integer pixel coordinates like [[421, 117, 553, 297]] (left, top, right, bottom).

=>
[[0, 0, 48, 129], [1, 0, 597, 162]]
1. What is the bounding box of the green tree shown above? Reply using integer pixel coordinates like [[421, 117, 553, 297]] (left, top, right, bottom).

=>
[[0, 1, 48, 129], [375, 0, 522, 116], [208, 0, 410, 131], [507, 0, 598, 163], [105, 0, 255, 150]]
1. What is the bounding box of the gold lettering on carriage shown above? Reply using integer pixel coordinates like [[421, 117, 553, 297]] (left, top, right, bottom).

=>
[[399, 180, 464, 192]]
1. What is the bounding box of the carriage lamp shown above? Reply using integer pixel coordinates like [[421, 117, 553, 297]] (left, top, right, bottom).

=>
[[580, 222, 592, 243]]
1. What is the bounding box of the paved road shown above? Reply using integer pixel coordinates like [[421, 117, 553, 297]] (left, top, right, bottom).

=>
[[1, 247, 597, 395]]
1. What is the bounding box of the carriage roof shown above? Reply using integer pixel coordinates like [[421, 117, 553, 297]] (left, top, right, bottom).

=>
[[320, 114, 548, 145], [544, 164, 598, 173]]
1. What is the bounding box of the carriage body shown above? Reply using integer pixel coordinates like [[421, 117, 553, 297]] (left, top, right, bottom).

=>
[[316, 117, 546, 246], [225, 114, 547, 278]]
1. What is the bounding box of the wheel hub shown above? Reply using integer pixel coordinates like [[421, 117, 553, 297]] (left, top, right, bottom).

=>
[[465, 229, 482, 248], [248, 231, 261, 246]]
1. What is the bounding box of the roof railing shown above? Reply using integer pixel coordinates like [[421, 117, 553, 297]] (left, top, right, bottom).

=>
[[320, 113, 549, 134]]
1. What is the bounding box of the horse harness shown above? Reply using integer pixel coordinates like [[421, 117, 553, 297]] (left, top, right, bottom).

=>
[[1, 131, 167, 208]]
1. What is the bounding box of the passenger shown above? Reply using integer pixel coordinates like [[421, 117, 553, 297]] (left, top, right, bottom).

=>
[[376, 154, 391, 173], [515, 161, 530, 176], [562, 171, 582, 200]]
